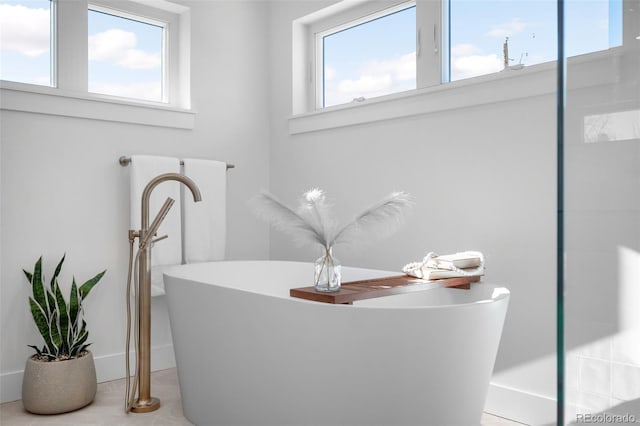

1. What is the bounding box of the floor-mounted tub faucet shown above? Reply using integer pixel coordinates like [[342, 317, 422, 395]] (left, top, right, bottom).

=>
[[127, 173, 202, 413]]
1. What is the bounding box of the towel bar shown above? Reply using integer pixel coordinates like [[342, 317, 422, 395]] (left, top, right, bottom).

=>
[[119, 156, 235, 170]]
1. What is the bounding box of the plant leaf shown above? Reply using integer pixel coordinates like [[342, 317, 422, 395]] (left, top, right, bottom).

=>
[[30, 257, 49, 319], [49, 311, 61, 356], [29, 297, 54, 354], [45, 289, 55, 322], [71, 308, 84, 341], [23, 270, 33, 284], [79, 270, 106, 300], [72, 342, 92, 358], [69, 278, 79, 334], [73, 319, 87, 344], [27, 345, 42, 356], [70, 328, 89, 356], [54, 279, 69, 355], [51, 254, 65, 289]]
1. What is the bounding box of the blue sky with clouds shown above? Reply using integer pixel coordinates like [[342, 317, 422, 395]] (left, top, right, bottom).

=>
[[323, 0, 621, 107], [88, 9, 163, 100], [0, 0, 622, 106], [323, 5, 417, 107], [0, 0, 163, 100], [0, 0, 52, 85]]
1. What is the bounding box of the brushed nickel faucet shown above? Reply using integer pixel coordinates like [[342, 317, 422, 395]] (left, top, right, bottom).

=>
[[129, 173, 202, 413]]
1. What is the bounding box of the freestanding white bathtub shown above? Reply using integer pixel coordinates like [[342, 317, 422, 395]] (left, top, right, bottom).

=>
[[164, 260, 509, 426]]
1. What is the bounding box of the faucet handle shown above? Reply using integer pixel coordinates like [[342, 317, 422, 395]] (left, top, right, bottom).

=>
[[151, 234, 168, 244]]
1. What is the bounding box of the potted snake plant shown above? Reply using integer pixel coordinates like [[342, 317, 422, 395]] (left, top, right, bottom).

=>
[[21, 255, 106, 414]]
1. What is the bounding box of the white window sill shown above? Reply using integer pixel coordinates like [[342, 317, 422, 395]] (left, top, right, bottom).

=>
[[0, 82, 195, 129], [289, 46, 626, 135], [288, 62, 558, 135]]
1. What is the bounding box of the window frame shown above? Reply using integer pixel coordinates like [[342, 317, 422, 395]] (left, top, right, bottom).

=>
[[50, 0, 58, 87], [0, 0, 192, 128], [313, 1, 418, 109], [0, 0, 57, 87], [301, 0, 626, 114], [306, 0, 441, 112], [87, 2, 169, 103]]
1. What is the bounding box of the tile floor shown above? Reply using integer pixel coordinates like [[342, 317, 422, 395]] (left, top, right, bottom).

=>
[[1, 368, 527, 425]]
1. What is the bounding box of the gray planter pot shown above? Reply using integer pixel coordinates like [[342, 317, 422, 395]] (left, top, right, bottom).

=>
[[22, 351, 97, 414]]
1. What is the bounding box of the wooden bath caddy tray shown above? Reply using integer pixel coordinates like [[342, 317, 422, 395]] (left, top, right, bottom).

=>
[[290, 274, 481, 304]]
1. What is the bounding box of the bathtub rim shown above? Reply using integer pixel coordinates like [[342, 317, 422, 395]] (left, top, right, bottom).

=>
[[163, 259, 510, 310]]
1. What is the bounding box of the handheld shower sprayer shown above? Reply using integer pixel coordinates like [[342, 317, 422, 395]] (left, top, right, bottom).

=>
[[139, 197, 175, 249], [125, 173, 201, 414]]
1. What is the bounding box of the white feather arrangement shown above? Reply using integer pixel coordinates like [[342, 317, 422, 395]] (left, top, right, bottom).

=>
[[332, 191, 414, 248], [248, 188, 413, 251]]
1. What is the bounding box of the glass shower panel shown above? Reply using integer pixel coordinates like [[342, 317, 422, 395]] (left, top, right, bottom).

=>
[[563, 0, 640, 423]]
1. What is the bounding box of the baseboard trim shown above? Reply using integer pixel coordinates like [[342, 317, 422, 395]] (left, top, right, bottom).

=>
[[0, 369, 23, 405], [485, 382, 557, 425], [4, 354, 556, 424], [0, 344, 176, 404]]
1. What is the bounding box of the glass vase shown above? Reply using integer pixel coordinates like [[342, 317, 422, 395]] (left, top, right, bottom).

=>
[[314, 247, 341, 292]]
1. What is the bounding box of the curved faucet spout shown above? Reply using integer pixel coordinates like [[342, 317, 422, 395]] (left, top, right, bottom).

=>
[[141, 173, 202, 230]]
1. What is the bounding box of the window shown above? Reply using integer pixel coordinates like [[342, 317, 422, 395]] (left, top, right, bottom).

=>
[[302, 0, 624, 112], [319, 3, 416, 108], [0, 0, 189, 109], [448, 0, 557, 81], [448, 0, 622, 82], [88, 6, 164, 102], [564, 0, 622, 57], [0, 0, 54, 86]]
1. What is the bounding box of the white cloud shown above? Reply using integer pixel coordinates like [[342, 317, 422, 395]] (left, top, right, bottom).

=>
[[0, 4, 50, 57], [451, 44, 481, 57], [394, 52, 416, 81], [89, 29, 161, 70], [487, 18, 527, 38], [89, 80, 162, 101], [449, 43, 503, 81], [324, 65, 336, 81], [324, 51, 416, 106], [360, 51, 416, 82], [451, 53, 502, 81], [337, 74, 392, 95]]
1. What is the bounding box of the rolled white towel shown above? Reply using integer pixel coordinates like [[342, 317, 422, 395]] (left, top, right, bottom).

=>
[[403, 251, 484, 280]]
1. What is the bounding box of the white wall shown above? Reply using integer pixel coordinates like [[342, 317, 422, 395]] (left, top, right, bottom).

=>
[[0, 0, 271, 403], [267, 2, 557, 424]]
